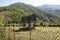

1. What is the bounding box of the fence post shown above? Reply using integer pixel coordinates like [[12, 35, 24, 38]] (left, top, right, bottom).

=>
[[3, 27, 6, 40], [8, 27, 11, 40], [13, 25, 16, 40], [28, 22, 31, 40], [30, 28, 31, 40]]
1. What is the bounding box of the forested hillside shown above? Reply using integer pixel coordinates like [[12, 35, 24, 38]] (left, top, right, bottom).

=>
[[0, 2, 60, 27]]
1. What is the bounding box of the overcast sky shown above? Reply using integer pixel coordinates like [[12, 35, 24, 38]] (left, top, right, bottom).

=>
[[0, 0, 60, 7]]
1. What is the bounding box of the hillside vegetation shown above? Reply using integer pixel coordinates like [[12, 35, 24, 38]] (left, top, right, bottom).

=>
[[0, 2, 60, 27]]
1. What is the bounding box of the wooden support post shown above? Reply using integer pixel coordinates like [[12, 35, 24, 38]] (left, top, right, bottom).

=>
[[8, 27, 11, 40], [30, 28, 31, 40], [28, 22, 31, 40], [13, 25, 15, 40], [4, 27, 6, 40]]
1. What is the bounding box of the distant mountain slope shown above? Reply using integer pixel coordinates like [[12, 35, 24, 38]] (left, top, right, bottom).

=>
[[38, 4, 60, 13], [0, 2, 60, 25], [37, 4, 60, 18]]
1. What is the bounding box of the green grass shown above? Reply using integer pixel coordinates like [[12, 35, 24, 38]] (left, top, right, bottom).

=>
[[0, 27, 60, 40]]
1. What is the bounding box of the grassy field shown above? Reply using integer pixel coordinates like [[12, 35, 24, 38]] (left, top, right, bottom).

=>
[[0, 27, 60, 40]]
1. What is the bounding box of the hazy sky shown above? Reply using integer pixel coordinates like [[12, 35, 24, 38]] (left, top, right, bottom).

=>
[[0, 0, 60, 7]]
